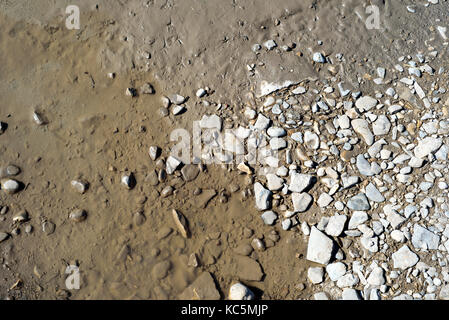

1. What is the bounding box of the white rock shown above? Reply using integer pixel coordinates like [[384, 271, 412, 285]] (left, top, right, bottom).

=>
[[148, 146, 160, 161], [391, 230, 405, 242], [254, 182, 272, 211], [253, 114, 271, 130], [337, 274, 359, 288], [356, 96, 377, 112], [314, 292, 329, 300], [292, 192, 313, 213], [223, 132, 245, 154], [351, 119, 374, 146], [1, 179, 20, 194], [292, 86, 306, 95], [411, 224, 440, 250], [306, 227, 334, 265], [325, 214, 347, 237], [392, 245, 419, 270], [372, 115, 391, 136], [229, 283, 255, 300], [169, 94, 186, 105], [326, 262, 347, 281], [263, 40, 277, 50], [308, 267, 324, 284], [266, 174, 284, 191], [313, 52, 326, 63], [304, 131, 320, 150], [365, 183, 385, 203], [348, 211, 368, 229], [199, 114, 222, 131], [317, 193, 334, 208], [367, 267, 386, 286], [342, 288, 362, 300], [361, 237, 379, 253], [196, 88, 207, 98], [166, 156, 182, 174], [267, 127, 286, 137], [261, 211, 277, 225], [414, 137, 442, 159], [269, 138, 287, 150], [289, 172, 313, 193]]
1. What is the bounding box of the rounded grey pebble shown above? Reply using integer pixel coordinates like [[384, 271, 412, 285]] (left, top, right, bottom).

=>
[[69, 209, 87, 222], [25, 225, 33, 233]]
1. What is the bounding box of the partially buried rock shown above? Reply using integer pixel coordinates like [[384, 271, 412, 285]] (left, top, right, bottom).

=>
[[42, 220, 56, 235], [1, 179, 21, 194], [172, 209, 189, 238], [125, 87, 137, 97], [152, 260, 171, 280], [145, 170, 159, 186], [71, 180, 89, 194], [140, 83, 155, 94], [0, 122, 6, 134], [232, 256, 264, 281], [169, 94, 186, 105], [33, 111, 47, 125], [229, 283, 255, 300], [148, 146, 160, 161], [0, 232, 9, 242], [188, 253, 199, 267], [161, 186, 174, 198], [3, 165, 20, 177], [133, 211, 146, 226], [13, 210, 29, 223], [166, 156, 181, 175], [69, 209, 87, 222], [121, 172, 136, 190], [181, 164, 200, 182], [179, 272, 220, 300], [193, 189, 217, 208]]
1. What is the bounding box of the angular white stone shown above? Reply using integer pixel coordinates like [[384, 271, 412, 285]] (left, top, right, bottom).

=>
[[266, 174, 284, 191], [372, 115, 391, 136], [199, 114, 223, 131], [292, 192, 313, 213], [414, 137, 442, 159], [166, 156, 182, 174], [411, 224, 440, 250], [355, 96, 377, 112], [254, 182, 272, 211], [306, 227, 334, 265], [308, 267, 324, 284], [325, 214, 347, 237], [351, 119, 374, 146], [289, 172, 313, 193], [392, 245, 419, 270]]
